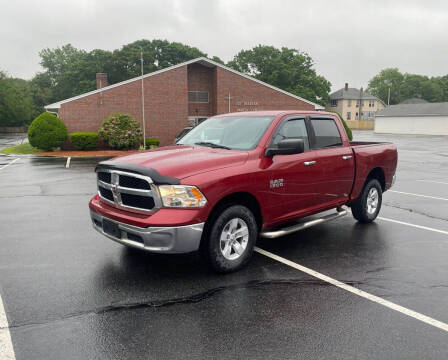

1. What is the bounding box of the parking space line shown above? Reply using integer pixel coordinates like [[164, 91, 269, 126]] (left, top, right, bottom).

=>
[[389, 190, 448, 202], [254, 247, 448, 333], [0, 158, 19, 171], [378, 217, 448, 236], [0, 295, 16, 360], [417, 180, 448, 186]]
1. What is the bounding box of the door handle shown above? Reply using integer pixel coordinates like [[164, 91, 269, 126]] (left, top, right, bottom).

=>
[[304, 161, 316, 166], [342, 155, 352, 160]]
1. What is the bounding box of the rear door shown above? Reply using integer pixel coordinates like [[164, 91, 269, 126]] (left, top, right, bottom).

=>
[[308, 116, 355, 206]]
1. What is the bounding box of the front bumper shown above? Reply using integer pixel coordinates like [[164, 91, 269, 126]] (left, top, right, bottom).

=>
[[90, 209, 204, 254]]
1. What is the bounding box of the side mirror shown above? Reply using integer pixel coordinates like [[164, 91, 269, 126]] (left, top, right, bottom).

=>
[[265, 138, 305, 156]]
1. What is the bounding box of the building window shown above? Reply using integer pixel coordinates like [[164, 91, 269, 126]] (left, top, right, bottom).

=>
[[347, 99, 352, 107], [188, 116, 208, 126], [188, 91, 209, 103], [330, 99, 338, 107], [346, 112, 351, 120], [355, 112, 359, 120], [369, 100, 375, 107], [356, 100, 359, 107]]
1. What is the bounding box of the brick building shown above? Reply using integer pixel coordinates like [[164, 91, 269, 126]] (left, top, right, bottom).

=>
[[45, 57, 323, 146]]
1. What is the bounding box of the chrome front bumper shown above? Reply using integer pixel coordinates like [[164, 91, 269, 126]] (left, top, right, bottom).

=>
[[90, 210, 204, 254]]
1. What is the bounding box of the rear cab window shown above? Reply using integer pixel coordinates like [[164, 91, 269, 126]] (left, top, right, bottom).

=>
[[310, 118, 343, 149]]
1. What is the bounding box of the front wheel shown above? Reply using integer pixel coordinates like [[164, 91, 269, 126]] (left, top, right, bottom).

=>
[[351, 178, 382, 223], [203, 205, 258, 273]]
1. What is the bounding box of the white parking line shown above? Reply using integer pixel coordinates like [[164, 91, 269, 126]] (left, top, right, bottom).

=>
[[379, 217, 448, 236], [417, 180, 448, 186], [65, 157, 71, 168], [0, 295, 15, 360], [254, 247, 448, 333], [389, 190, 448, 202], [0, 158, 19, 171]]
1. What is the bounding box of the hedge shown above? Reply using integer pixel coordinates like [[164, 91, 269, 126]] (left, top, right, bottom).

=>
[[145, 137, 160, 148], [69, 132, 99, 150], [28, 112, 67, 151]]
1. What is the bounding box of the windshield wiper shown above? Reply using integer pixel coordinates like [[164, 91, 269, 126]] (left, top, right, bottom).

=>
[[194, 142, 231, 150]]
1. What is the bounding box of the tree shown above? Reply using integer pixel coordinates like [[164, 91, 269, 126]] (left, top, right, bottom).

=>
[[367, 68, 404, 105], [0, 76, 34, 127], [368, 69, 447, 104], [38, 40, 208, 103], [227, 45, 331, 105]]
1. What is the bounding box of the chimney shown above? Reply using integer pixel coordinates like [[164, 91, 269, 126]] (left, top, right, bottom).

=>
[[96, 73, 108, 89], [344, 83, 348, 91]]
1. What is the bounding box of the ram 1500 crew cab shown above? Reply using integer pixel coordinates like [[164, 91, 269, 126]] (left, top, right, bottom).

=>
[[89, 111, 397, 272]]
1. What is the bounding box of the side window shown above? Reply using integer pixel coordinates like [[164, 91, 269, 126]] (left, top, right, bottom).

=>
[[272, 119, 309, 151], [310, 119, 343, 148]]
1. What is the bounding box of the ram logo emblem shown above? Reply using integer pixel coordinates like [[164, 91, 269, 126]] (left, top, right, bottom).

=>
[[270, 179, 284, 189]]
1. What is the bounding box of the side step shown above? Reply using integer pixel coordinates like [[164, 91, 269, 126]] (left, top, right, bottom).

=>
[[260, 208, 347, 239]]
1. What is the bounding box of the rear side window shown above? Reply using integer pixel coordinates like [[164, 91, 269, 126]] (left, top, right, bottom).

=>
[[310, 119, 342, 148]]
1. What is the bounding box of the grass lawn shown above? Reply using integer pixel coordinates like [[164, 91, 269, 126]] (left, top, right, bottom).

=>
[[1, 142, 42, 154]]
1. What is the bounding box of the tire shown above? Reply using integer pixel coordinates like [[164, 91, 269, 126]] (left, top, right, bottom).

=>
[[351, 178, 382, 223], [202, 205, 258, 273]]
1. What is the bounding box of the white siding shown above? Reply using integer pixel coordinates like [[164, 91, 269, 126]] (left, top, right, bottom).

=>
[[375, 116, 448, 135]]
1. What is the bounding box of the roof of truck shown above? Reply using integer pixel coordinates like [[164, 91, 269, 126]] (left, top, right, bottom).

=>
[[219, 110, 336, 117]]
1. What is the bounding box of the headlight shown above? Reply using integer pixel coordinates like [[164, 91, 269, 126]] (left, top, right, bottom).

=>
[[158, 185, 207, 208]]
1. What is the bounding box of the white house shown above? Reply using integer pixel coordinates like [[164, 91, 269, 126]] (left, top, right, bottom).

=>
[[375, 102, 448, 136]]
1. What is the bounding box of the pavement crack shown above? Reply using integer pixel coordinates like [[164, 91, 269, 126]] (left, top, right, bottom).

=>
[[383, 202, 448, 222], [365, 266, 393, 274], [97, 278, 360, 313], [8, 278, 360, 330]]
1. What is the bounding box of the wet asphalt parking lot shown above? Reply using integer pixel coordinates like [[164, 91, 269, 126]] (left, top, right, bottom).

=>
[[1, 131, 448, 359]]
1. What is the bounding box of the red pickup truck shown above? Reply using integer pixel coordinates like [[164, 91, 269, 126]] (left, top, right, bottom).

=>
[[89, 111, 397, 272]]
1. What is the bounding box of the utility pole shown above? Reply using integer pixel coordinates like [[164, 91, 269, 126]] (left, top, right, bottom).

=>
[[387, 87, 391, 106], [140, 47, 146, 149], [359, 87, 364, 120]]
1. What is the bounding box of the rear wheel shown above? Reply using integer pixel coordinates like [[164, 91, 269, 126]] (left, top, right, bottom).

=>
[[202, 205, 257, 273], [351, 178, 382, 223]]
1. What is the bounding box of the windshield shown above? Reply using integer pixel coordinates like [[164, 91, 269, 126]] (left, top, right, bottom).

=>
[[177, 116, 274, 150]]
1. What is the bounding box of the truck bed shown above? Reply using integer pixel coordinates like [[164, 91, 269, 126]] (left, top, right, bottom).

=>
[[349, 142, 398, 201]]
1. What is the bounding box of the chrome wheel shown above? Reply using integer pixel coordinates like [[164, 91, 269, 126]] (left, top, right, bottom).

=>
[[366, 188, 379, 214], [220, 218, 249, 260]]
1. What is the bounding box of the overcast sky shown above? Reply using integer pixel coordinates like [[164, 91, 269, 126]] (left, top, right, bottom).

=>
[[2, 0, 448, 91]]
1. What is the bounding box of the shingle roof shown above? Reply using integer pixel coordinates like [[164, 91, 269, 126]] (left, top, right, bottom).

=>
[[45, 57, 324, 110], [330, 87, 379, 100], [399, 98, 429, 104], [375, 102, 448, 117]]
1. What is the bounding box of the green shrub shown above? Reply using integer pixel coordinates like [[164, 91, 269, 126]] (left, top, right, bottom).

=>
[[145, 137, 160, 149], [341, 117, 353, 141], [98, 113, 143, 150], [27, 112, 67, 151], [69, 132, 99, 150]]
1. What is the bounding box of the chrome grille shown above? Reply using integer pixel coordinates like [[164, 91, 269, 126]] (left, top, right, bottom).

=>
[[96, 169, 160, 214]]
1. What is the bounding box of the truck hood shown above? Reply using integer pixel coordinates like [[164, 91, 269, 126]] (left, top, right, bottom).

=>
[[110, 145, 249, 180]]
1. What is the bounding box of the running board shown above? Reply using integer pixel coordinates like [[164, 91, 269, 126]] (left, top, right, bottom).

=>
[[260, 208, 347, 239]]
